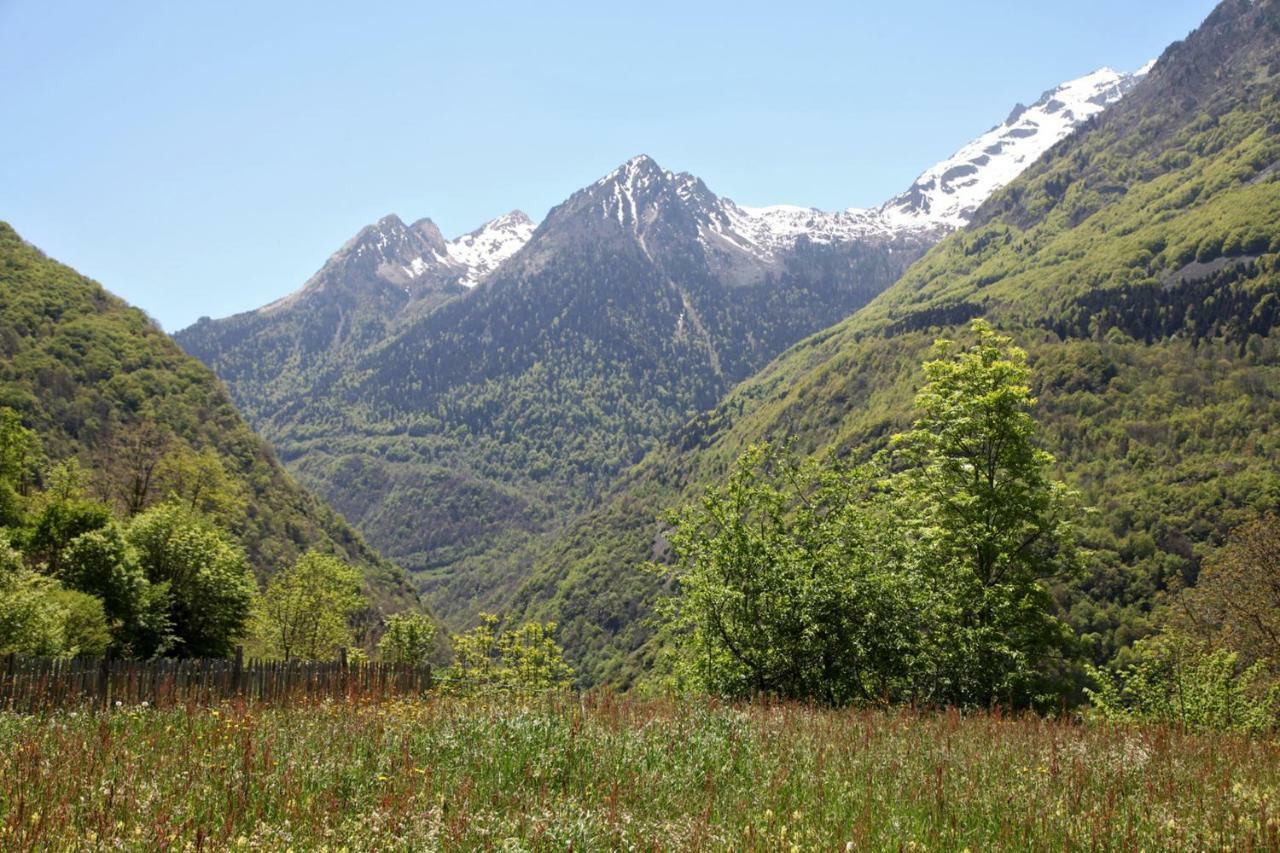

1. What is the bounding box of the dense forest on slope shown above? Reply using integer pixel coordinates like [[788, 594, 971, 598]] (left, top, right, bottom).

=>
[[0, 223, 422, 615], [507, 0, 1280, 687]]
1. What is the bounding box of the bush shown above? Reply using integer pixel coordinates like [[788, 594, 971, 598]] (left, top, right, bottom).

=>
[[441, 613, 573, 695], [1087, 633, 1280, 733], [378, 612, 441, 667]]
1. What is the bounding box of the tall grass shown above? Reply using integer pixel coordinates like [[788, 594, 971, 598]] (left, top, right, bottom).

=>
[[1, 695, 1276, 850]]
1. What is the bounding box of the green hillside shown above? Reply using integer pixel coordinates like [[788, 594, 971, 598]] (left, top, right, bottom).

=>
[[0, 222, 422, 615], [508, 0, 1280, 687]]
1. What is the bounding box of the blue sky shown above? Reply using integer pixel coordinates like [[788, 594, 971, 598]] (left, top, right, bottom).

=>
[[1, 0, 1214, 330]]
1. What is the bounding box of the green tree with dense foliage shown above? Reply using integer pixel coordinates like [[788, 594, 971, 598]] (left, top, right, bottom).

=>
[[891, 321, 1080, 707], [253, 551, 366, 660], [24, 496, 113, 578], [127, 502, 256, 658], [378, 611, 440, 667], [59, 522, 171, 655], [658, 322, 1079, 707], [654, 445, 917, 703]]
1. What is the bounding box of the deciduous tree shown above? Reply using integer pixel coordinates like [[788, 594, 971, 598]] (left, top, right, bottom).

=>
[[254, 551, 365, 660]]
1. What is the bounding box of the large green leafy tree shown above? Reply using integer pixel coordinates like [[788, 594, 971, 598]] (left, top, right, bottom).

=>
[[253, 551, 366, 660], [126, 503, 256, 658], [654, 445, 918, 703], [60, 522, 171, 656], [891, 321, 1081, 707], [658, 322, 1079, 707]]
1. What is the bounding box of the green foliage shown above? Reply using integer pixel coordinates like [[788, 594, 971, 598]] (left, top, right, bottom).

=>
[[45, 587, 112, 657], [0, 539, 111, 657], [441, 613, 573, 694], [0, 541, 67, 656], [377, 612, 441, 666], [127, 503, 256, 658], [153, 445, 245, 519], [252, 551, 366, 660], [59, 522, 170, 656], [0, 225, 422, 614], [658, 324, 1078, 707], [1087, 633, 1280, 733], [655, 445, 917, 703], [1092, 513, 1280, 733], [889, 322, 1081, 706], [24, 496, 113, 576]]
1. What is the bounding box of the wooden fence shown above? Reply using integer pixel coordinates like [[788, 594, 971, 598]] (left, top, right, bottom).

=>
[[0, 648, 432, 713]]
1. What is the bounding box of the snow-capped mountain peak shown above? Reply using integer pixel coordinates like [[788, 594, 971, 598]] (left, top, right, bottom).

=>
[[264, 209, 538, 312], [876, 64, 1151, 229], [582, 154, 716, 230], [444, 210, 536, 287], [710, 63, 1151, 257]]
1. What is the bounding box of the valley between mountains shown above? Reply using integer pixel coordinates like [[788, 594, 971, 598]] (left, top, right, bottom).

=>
[[6, 2, 1280, 846], [175, 65, 1150, 634]]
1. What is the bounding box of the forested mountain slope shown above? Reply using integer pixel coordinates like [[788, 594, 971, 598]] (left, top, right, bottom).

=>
[[0, 222, 422, 614], [508, 0, 1280, 687], [176, 211, 535, 427], [186, 158, 937, 625]]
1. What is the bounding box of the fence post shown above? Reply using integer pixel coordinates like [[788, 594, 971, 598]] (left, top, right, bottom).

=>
[[338, 647, 348, 700], [98, 654, 111, 712], [233, 646, 244, 696]]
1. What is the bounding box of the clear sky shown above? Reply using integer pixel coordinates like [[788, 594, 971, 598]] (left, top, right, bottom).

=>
[[1, 0, 1215, 330]]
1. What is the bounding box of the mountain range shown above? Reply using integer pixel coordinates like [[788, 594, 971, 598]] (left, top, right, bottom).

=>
[[176, 64, 1147, 627]]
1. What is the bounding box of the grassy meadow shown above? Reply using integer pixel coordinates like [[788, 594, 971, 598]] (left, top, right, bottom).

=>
[[1, 696, 1276, 851]]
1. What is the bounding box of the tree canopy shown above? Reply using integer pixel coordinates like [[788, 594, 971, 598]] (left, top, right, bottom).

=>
[[656, 322, 1079, 708]]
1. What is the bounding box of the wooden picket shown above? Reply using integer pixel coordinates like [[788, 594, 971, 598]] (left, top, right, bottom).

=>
[[0, 649, 431, 713]]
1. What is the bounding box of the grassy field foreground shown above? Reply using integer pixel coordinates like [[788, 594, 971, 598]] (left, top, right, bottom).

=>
[[1, 696, 1277, 851]]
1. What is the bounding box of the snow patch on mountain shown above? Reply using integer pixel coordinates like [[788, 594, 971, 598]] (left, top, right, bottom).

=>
[[353, 210, 536, 289], [445, 211, 537, 286], [720, 203, 907, 258], [723, 64, 1151, 255], [877, 65, 1150, 229]]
